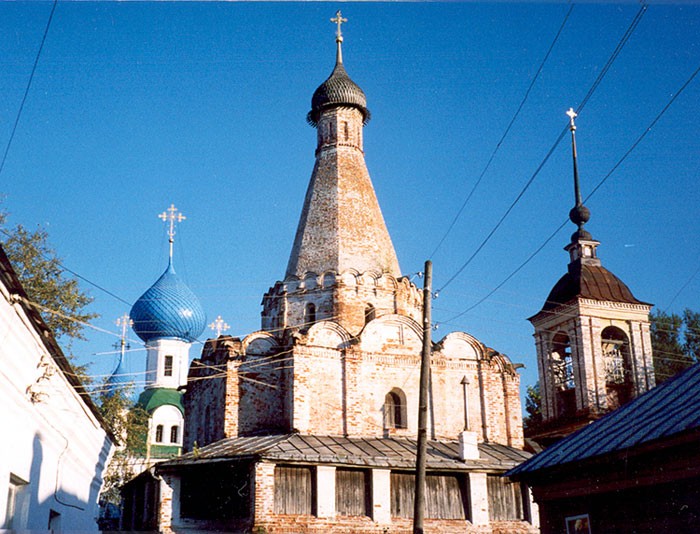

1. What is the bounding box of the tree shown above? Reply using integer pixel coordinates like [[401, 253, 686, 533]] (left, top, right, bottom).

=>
[[0, 207, 98, 383], [523, 382, 543, 435], [97, 382, 149, 508], [650, 309, 698, 383]]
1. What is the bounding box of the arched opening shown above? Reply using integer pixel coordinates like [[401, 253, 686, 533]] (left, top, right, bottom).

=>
[[170, 425, 180, 444], [551, 332, 576, 418], [155, 425, 164, 443], [364, 304, 376, 325], [305, 302, 316, 327], [384, 388, 407, 430], [602, 326, 633, 409]]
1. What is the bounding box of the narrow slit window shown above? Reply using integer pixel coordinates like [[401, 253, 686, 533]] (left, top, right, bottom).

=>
[[164, 355, 174, 377]]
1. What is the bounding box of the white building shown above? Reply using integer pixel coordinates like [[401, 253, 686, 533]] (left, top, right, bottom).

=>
[[0, 244, 115, 531]]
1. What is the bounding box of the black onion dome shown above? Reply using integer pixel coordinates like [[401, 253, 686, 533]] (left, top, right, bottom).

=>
[[307, 61, 371, 126]]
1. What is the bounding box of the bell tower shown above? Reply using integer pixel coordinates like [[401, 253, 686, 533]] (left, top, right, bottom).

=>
[[529, 110, 655, 441]]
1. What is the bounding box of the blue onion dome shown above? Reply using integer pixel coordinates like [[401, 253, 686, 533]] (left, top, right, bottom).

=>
[[130, 260, 206, 343], [104, 355, 128, 398], [307, 45, 370, 127]]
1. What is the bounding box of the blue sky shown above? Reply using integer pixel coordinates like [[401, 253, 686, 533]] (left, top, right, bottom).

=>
[[1, 2, 698, 402]]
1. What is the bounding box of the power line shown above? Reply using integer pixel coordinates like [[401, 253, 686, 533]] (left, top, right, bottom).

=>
[[0, 0, 58, 178], [436, 2, 648, 294], [429, 3, 575, 260], [442, 60, 700, 321]]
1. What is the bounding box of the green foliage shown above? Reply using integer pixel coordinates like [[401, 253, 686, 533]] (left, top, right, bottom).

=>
[[97, 382, 149, 506], [523, 381, 542, 435], [1, 223, 97, 344], [651, 309, 699, 383], [0, 206, 98, 385]]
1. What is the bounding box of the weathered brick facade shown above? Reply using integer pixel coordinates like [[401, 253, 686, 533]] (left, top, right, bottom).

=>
[[185, 321, 524, 451], [160, 30, 534, 534]]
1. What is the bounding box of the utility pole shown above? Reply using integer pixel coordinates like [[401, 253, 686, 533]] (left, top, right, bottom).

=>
[[413, 260, 432, 534]]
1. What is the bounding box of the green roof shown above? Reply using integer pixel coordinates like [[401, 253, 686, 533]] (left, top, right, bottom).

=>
[[137, 388, 184, 415]]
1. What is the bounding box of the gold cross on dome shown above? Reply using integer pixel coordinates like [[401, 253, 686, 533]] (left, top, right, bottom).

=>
[[115, 313, 133, 349], [209, 315, 230, 337], [159, 204, 186, 243], [331, 10, 347, 40]]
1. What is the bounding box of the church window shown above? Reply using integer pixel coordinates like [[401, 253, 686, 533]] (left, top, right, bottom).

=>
[[305, 302, 316, 326], [4, 474, 28, 529], [384, 388, 407, 429], [343, 121, 349, 140], [364, 304, 376, 324], [164, 355, 173, 377], [155, 425, 164, 443], [602, 326, 633, 409], [170, 425, 179, 444]]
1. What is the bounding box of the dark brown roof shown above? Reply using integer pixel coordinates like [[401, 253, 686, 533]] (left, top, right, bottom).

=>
[[158, 434, 530, 472], [538, 262, 648, 313]]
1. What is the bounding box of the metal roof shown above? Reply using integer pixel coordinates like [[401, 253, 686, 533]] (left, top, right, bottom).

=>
[[537, 262, 648, 314], [508, 363, 700, 477], [159, 434, 530, 472]]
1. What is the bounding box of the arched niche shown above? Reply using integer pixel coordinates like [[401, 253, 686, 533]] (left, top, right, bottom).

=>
[[306, 321, 353, 349], [359, 314, 422, 353], [436, 332, 484, 361], [243, 331, 280, 356]]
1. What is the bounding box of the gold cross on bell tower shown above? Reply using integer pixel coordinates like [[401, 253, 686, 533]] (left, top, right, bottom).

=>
[[158, 204, 186, 260], [331, 10, 347, 42]]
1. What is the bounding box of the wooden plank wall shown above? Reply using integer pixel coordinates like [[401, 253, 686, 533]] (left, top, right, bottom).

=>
[[487, 475, 524, 521], [335, 468, 370, 517], [274, 465, 314, 515], [390, 472, 468, 520]]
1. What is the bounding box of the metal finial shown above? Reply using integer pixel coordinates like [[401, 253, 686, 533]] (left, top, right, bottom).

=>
[[566, 107, 577, 131], [209, 315, 230, 337], [331, 10, 347, 42], [567, 108, 582, 207], [158, 204, 186, 260]]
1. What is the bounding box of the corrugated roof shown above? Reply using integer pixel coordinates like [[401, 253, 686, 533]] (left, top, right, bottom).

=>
[[159, 434, 530, 472], [508, 363, 700, 477]]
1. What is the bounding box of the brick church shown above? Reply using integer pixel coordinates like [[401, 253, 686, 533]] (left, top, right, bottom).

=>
[[123, 14, 537, 533]]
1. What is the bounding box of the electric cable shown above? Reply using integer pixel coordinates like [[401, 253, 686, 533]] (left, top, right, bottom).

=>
[[441, 60, 700, 322], [435, 2, 649, 295], [0, 0, 58, 177], [429, 3, 575, 260]]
